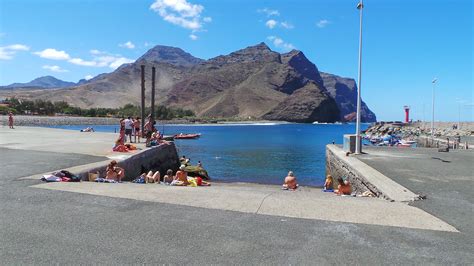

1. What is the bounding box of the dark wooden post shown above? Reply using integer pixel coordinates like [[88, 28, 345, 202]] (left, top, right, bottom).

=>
[[151, 66, 156, 122], [140, 65, 145, 133]]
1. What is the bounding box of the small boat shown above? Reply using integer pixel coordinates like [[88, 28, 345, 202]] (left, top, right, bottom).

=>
[[161, 135, 175, 141], [173, 133, 201, 139]]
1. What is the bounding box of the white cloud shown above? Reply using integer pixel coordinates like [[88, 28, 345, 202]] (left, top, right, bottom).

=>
[[267, 36, 296, 52], [119, 41, 135, 49], [34, 48, 70, 60], [281, 21, 294, 29], [34, 47, 133, 70], [42, 65, 68, 73], [189, 34, 198, 40], [90, 49, 102, 55], [109, 57, 134, 69], [257, 8, 280, 17], [68, 58, 97, 66], [265, 19, 277, 29], [316, 19, 330, 28], [0, 44, 30, 60], [150, 0, 211, 31], [144, 42, 151, 47], [85, 75, 94, 80]]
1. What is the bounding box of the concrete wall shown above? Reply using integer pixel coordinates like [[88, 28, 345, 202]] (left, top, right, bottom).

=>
[[325, 145, 383, 197], [75, 142, 180, 181]]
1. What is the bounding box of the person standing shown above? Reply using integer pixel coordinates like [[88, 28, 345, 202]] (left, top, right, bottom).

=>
[[124, 117, 133, 143], [119, 118, 125, 143], [133, 117, 141, 143], [144, 116, 153, 146], [8, 112, 14, 129]]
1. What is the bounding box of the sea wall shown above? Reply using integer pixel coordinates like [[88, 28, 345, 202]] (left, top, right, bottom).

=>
[[325, 145, 384, 198], [69, 142, 180, 181]]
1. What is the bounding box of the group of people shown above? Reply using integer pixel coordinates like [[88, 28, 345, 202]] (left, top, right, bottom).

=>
[[113, 116, 166, 152], [134, 164, 210, 186], [100, 160, 210, 187], [282, 171, 352, 195], [119, 117, 142, 144]]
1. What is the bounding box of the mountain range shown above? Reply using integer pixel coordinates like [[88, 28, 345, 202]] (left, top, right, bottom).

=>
[[0, 43, 376, 122]]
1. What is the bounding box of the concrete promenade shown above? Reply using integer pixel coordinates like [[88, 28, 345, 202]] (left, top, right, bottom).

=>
[[0, 126, 472, 264]]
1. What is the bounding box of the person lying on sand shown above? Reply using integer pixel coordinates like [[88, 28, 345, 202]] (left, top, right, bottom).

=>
[[334, 177, 352, 195], [106, 160, 124, 182], [282, 171, 298, 190]]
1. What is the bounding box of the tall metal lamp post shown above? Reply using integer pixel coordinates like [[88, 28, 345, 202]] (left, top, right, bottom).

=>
[[355, 0, 364, 154], [431, 78, 437, 139]]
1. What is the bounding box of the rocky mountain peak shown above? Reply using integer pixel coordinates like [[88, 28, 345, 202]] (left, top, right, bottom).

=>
[[136, 45, 204, 66], [208, 42, 280, 65], [282, 50, 324, 88]]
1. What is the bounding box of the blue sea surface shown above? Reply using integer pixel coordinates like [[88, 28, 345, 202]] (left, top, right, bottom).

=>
[[47, 123, 369, 186]]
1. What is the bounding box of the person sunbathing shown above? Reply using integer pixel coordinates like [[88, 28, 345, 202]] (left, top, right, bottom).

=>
[[173, 165, 189, 186], [145, 171, 160, 183], [163, 169, 174, 184], [335, 177, 352, 195], [282, 171, 298, 190], [106, 160, 125, 182], [113, 138, 128, 152], [323, 175, 334, 191]]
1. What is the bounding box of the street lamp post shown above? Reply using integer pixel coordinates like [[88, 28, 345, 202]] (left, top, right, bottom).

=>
[[431, 78, 437, 139], [355, 0, 364, 154]]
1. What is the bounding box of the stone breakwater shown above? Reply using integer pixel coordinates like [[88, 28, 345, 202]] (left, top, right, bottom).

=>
[[364, 121, 474, 139], [0, 115, 120, 126]]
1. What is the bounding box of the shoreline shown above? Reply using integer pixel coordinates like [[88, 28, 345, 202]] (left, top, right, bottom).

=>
[[0, 115, 291, 127]]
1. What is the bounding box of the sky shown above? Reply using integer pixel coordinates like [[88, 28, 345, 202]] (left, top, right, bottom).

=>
[[0, 0, 472, 121]]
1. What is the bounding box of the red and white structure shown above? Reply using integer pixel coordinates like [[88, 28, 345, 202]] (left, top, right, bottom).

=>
[[404, 105, 410, 123]]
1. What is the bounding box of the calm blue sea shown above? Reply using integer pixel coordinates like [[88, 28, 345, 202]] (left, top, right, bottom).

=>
[[47, 123, 369, 186]]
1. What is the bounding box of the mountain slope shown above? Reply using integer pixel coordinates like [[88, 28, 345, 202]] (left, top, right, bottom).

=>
[[2, 43, 376, 122], [320, 72, 376, 122], [3, 76, 76, 89]]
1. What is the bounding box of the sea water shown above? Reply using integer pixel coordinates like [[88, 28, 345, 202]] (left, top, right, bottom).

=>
[[47, 123, 369, 186]]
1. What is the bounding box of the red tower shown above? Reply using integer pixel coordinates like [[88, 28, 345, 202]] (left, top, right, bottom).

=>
[[403, 106, 410, 123]]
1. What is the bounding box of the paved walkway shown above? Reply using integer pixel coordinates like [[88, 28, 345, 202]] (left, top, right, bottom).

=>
[[358, 147, 474, 236], [0, 126, 145, 159]]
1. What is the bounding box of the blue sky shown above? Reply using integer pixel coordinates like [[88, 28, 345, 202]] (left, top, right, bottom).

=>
[[0, 0, 472, 121]]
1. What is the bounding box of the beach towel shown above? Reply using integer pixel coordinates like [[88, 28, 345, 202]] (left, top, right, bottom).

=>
[[95, 178, 117, 183], [42, 174, 62, 182]]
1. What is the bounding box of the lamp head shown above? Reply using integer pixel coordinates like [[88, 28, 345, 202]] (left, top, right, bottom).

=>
[[432, 78, 438, 84]]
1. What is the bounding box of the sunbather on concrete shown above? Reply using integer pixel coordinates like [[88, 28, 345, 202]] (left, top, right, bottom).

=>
[[335, 177, 352, 195], [145, 171, 160, 183], [106, 160, 124, 182], [282, 171, 298, 190], [173, 165, 189, 186], [163, 169, 174, 184]]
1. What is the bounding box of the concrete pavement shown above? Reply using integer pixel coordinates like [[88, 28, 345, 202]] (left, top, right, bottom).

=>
[[33, 181, 456, 232], [358, 146, 474, 236], [1, 127, 473, 264]]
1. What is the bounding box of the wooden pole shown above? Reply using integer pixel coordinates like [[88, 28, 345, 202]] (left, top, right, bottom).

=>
[[140, 65, 145, 133], [151, 66, 156, 122]]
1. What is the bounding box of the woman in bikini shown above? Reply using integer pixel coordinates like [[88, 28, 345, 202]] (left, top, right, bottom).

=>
[[335, 177, 352, 195], [105, 160, 125, 182]]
